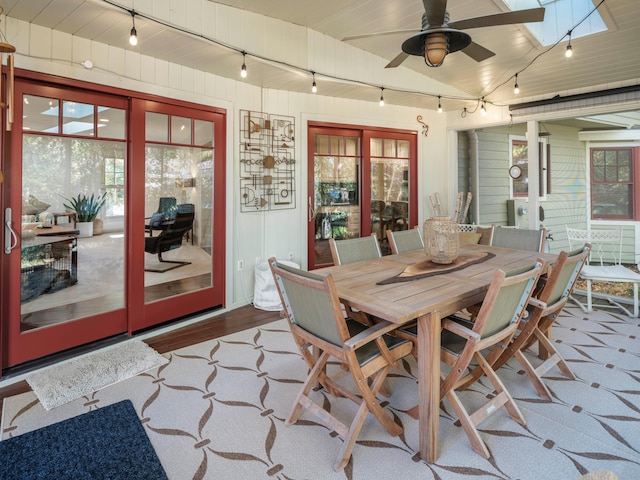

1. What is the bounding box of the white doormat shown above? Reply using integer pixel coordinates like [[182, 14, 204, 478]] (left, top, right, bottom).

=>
[[26, 340, 169, 410]]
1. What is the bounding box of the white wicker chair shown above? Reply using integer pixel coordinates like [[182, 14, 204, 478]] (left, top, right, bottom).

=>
[[566, 226, 640, 317]]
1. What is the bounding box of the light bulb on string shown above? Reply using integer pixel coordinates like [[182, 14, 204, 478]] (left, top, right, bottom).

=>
[[240, 52, 247, 78], [379, 88, 384, 107], [437, 96, 442, 113], [481, 98, 487, 116], [311, 72, 317, 93], [565, 31, 573, 58], [129, 11, 138, 46], [514, 74, 520, 95]]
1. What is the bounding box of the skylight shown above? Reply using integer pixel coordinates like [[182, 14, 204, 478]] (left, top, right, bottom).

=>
[[501, 0, 607, 46]]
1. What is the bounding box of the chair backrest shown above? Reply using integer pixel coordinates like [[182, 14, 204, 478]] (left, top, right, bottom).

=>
[[177, 203, 194, 214], [156, 197, 177, 218], [153, 210, 194, 253], [458, 224, 495, 246], [269, 259, 347, 347], [566, 226, 623, 266], [329, 234, 381, 265], [475, 261, 543, 339], [539, 243, 591, 308], [387, 227, 423, 254], [370, 200, 385, 218], [491, 226, 546, 252]]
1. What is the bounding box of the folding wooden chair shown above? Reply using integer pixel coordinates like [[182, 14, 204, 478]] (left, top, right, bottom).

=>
[[329, 234, 381, 265], [492, 226, 547, 253], [329, 234, 382, 325], [478, 245, 591, 400], [268, 258, 413, 471], [398, 261, 543, 458], [386, 227, 423, 254]]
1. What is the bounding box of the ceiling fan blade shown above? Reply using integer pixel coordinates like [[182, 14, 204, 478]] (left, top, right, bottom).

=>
[[461, 41, 495, 62], [449, 7, 545, 30], [423, 0, 447, 27], [342, 29, 419, 42], [385, 51, 410, 68]]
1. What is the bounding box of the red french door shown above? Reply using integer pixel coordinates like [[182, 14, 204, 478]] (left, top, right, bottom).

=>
[[128, 99, 226, 331], [1, 72, 226, 369], [307, 122, 418, 269]]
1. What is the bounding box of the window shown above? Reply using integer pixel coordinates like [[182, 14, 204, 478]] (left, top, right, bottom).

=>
[[510, 136, 548, 199], [104, 157, 125, 216], [590, 147, 639, 220]]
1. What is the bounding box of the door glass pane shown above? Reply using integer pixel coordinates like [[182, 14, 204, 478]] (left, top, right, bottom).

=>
[[21, 135, 126, 330], [171, 116, 192, 144], [371, 138, 409, 249], [62, 101, 94, 136], [194, 120, 213, 146], [144, 141, 213, 303], [97, 106, 126, 140], [146, 112, 169, 142], [313, 134, 360, 266], [23, 96, 59, 133]]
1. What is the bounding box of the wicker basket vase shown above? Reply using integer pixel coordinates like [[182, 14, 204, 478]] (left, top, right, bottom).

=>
[[424, 216, 459, 264]]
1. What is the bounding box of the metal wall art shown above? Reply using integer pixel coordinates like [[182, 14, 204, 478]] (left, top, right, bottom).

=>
[[239, 110, 295, 212]]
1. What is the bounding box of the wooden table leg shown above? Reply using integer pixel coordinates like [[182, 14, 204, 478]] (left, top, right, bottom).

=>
[[418, 311, 441, 463]]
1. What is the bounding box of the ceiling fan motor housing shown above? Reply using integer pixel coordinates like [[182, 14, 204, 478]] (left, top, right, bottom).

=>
[[401, 10, 472, 66]]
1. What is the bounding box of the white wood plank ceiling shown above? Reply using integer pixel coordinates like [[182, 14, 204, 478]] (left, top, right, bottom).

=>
[[2, 0, 639, 120]]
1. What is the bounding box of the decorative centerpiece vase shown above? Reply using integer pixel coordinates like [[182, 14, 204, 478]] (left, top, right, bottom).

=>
[[424, 216, 459, 264]]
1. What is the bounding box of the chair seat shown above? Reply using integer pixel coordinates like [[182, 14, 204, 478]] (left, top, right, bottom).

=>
[[346, 319, 410, 366], [580, 265, 640, 282]]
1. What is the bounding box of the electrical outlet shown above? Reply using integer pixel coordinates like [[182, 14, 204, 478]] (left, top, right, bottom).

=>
[[288, 252, 294, 260], [237, 260, 244, 271]]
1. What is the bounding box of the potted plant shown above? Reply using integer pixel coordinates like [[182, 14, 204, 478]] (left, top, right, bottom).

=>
[[62, 193, 107, 237]]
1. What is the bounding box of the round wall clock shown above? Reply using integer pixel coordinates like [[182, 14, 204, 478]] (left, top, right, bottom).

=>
[[509, 165, 522, 179]]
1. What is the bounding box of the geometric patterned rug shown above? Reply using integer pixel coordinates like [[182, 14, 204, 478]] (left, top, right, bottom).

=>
[[2, 306, 640, 480]]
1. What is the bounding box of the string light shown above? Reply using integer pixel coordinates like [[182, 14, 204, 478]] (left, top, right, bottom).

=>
[[311, 72, 317, 93], [437, 95, 442, 113], [240, 52, 247, 78], [379, 88, 384, 106], [513, 74, 520, 95], [102, 0, 604, 116], [129, 11, 138, 46], [480, 98, 487, 115]]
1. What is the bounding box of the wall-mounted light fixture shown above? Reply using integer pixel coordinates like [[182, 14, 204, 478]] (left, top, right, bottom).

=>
[[182, 177, 196, 188]]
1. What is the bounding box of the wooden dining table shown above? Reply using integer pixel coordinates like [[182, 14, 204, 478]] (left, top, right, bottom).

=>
[[316, 243, 557, 463]]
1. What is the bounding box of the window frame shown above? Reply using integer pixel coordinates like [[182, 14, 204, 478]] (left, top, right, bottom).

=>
[[509, 135, 548, 200], [589, 145, 639, 221]]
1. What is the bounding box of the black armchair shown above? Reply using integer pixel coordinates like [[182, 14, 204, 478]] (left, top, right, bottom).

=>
[[144, 210, 194, 272], [146, 197, 177, 236]]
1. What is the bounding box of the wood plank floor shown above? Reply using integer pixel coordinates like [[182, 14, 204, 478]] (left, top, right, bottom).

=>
[[0, 304, 281, 415]]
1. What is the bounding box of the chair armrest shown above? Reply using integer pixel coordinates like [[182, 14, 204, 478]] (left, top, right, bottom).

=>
[[344, 320, 400, 351], [527, 297, 546, 310], [442, 318, 481, 342]]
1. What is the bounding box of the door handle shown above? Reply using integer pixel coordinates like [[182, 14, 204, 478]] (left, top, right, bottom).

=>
[[5, 207, 18, 254], [308, 197, 316, 222]]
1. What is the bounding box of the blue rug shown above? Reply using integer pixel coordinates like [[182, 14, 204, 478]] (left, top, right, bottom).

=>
[[0, 400, 168, 480]]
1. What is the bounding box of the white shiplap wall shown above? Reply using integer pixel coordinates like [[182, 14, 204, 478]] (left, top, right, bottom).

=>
[[7, 13, 449, 309]]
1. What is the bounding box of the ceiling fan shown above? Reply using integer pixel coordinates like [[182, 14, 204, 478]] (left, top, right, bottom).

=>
[[343, 0, 545, 68]]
